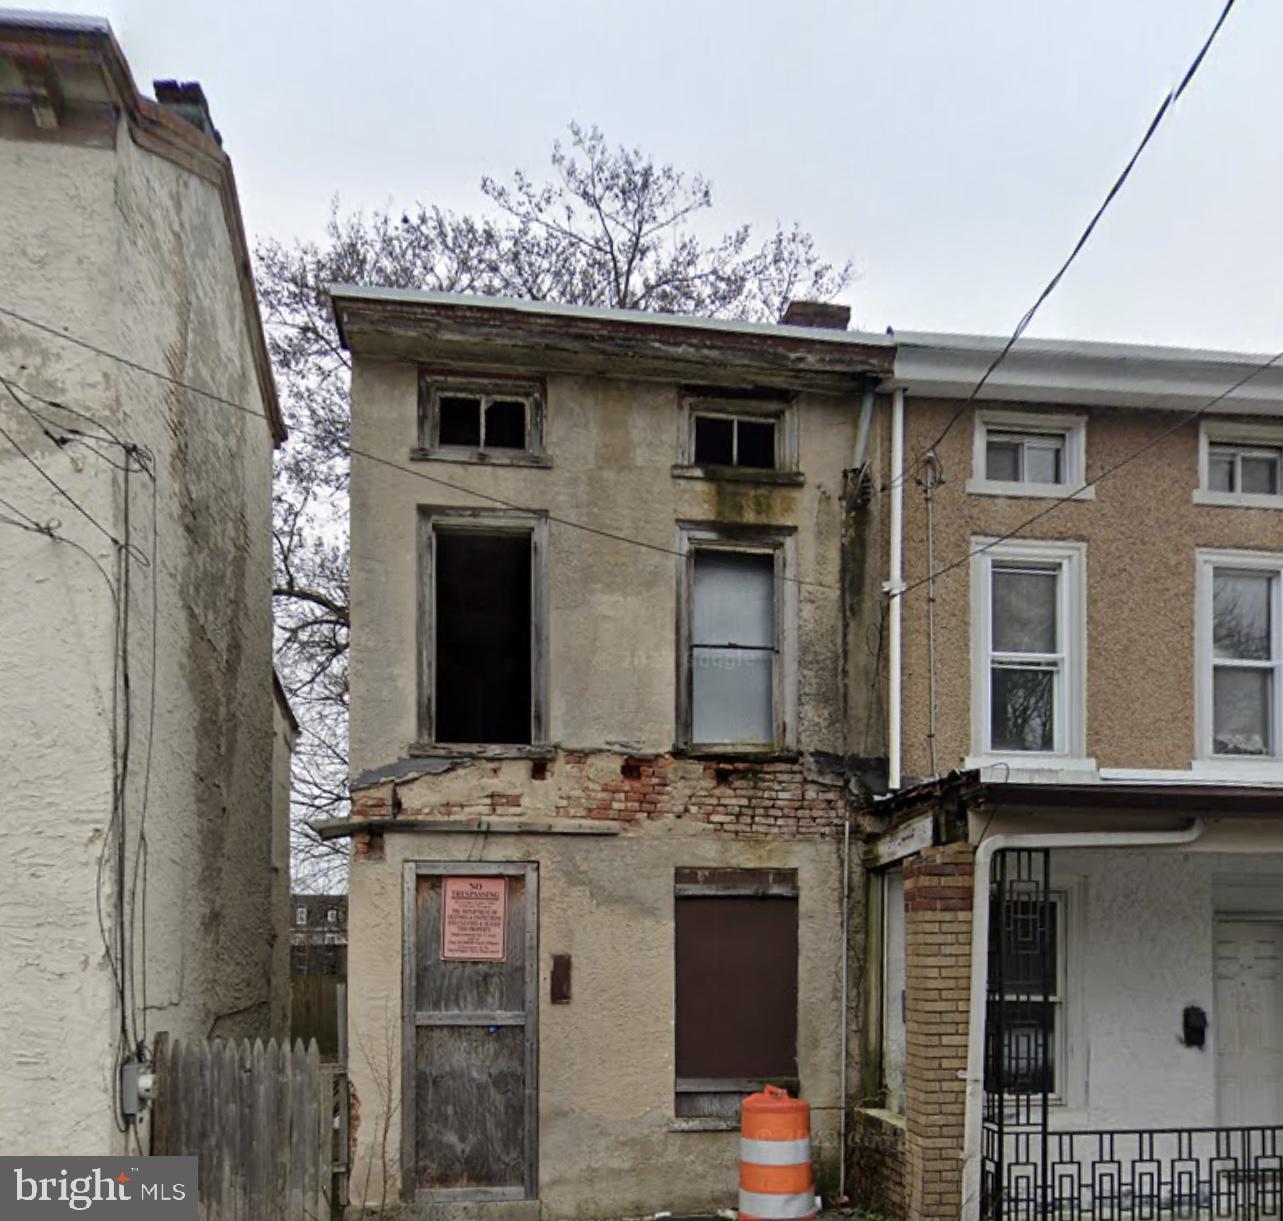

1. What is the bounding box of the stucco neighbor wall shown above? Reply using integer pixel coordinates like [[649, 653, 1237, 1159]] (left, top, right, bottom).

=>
[[347, 821, 846, 1219], [0, 111, 282, 1154], [897, 397, 1283, 781]]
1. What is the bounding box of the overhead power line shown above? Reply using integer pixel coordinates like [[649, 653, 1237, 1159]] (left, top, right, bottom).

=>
[[893, 343, 1283, 600], [891, 0, 1239, 492]]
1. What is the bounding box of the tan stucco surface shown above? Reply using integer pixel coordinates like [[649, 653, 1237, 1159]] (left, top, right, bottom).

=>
[[0, 114, 284, 1153], [898, 397, 1283, 780], [347, 823, 846, 1219], [349, 362, 885, 769]]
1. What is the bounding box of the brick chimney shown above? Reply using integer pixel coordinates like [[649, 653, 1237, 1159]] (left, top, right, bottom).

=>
[[782, 300, 851, 330], [153, 80, 222, 146]]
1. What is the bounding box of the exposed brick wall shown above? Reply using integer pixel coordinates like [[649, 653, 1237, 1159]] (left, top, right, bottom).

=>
[[351, 750, 848, 839], [903, 842, 975, 1221], [850, 1109, 907, 1219]]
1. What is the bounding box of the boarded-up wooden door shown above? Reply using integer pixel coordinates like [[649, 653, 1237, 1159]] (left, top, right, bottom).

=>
[[402, 862, 538, 1202]]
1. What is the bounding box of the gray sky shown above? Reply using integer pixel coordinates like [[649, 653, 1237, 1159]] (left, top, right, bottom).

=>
[[26, 0, 1283, 352]]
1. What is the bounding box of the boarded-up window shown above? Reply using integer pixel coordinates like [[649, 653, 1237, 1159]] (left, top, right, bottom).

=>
[[674, 868, 798, 1118], [435, 530, 532, 744], [691, 551, 777, 745]]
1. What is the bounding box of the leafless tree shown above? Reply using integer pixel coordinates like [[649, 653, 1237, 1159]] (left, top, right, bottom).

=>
[[258, 122, 854, 887]]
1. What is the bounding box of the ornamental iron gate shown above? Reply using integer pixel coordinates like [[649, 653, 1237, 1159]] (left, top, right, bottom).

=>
[[982, 847, 1054, 1221]]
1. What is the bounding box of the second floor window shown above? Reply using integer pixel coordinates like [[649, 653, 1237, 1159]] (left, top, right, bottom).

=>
[[1200, 551, 1282, 758], [970, 539, 1086, 761], [968, 410, 1091, 500], [418, 373, 546, 463], [678, 526, 797, 750]]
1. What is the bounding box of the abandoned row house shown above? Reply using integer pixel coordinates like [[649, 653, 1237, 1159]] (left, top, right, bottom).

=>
[[322, 285, 1283, 1221]]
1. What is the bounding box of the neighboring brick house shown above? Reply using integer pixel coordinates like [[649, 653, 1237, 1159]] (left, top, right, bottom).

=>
[[855, 334, 1283, 1221], [0, 13, 288, 1155], [322, 288, 894, 1218]]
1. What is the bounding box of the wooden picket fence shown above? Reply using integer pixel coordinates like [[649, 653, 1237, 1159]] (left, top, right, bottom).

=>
[[151, 1032, 347, 1221]]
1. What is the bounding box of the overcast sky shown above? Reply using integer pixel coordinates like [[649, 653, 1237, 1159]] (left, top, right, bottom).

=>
[[24, 0, 1283, 352]]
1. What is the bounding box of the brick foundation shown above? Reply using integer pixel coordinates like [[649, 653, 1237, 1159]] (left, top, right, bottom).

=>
[[903, 841, 975, 1220]]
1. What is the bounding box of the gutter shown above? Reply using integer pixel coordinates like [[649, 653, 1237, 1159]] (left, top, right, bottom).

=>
[[959, 818, 1206, 1220]]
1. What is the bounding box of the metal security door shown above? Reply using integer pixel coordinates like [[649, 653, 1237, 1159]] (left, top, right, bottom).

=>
[[1216, 920, 1283, 1126], [402, 862, 538, 1202]]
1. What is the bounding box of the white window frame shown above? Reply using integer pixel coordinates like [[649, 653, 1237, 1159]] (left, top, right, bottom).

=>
[[968, 537, 1090, 772], [675, 523, 798, 752], [1196, 549, 1283, 767], [1195, 421, 1283, 509], [966, 409, 1094, 501]]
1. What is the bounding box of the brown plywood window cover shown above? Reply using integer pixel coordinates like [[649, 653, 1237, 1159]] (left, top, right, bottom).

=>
[[675, 871, 799, 1085]]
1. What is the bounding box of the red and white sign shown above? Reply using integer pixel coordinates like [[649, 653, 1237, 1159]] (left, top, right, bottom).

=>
[[441, 876, 508, 962]]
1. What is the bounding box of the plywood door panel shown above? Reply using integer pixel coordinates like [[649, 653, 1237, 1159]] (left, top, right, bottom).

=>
[[404, 864, 537, 1201], [1215, 920, 1283, 1126]]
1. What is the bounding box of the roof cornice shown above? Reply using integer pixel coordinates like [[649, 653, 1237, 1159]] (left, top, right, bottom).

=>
[[329, 286, 894, 393]]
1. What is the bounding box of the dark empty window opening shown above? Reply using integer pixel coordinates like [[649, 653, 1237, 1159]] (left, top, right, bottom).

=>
[[485, 399, 527, 449], [435, 530, 532, 744], [438, 395, 482, 447], [693, 412, 778, 470], [435, 391, 531, 452]]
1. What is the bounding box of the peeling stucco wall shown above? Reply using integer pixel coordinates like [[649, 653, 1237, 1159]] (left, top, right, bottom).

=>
[[0, 112, 282, 1154], [347, 822, 846, 1218], [349, 361, 886, 769], [898, 397, 1283, 780]]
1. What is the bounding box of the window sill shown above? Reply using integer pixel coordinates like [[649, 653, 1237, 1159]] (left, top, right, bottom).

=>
[[668, 1118, 739, 1133], [1193, 489, 1283, 510], [964, 478, 1095, 501], [1191, 756, 1283, 781], [408, 742, 555, 760], [677, 746, 801, 762], [672, 464, 805, 487], [964, 755, 1098, 783], [410, 447, 552, 468]]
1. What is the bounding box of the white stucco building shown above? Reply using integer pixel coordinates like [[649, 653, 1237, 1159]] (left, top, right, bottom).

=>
[[0, 12, 289, 1154]]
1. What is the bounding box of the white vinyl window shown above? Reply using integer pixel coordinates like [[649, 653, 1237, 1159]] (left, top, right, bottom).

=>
[[968, 410, 1092, 500], [1196, 423, 1283, 509], [970, 539, 1087, 765], [1198, 551, 1283, 759], [677, 527, 797, 750]]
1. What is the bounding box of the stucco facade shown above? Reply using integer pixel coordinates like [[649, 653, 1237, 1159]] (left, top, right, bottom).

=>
[[0, 17, 287, 1155], [333, 290, 893, 1218]]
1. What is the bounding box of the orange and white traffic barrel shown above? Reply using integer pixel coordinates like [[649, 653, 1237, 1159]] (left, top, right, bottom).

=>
[[739, 1085, 815, 1221]]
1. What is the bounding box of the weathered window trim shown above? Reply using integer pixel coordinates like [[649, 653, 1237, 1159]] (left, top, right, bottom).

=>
[[674, 521, 799, 753], [967, 537, 1090, 772], [1195, 420, 1283, 509], [414, 369, 550, 467], [966, 408, 1094, 501], [416, 507, 550, 750], [674, 392, 799, 481], [1195, 548, 1283, 767]]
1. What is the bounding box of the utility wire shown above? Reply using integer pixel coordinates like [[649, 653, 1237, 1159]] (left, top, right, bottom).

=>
[[0, 305, 836, 591], [893, 344, 1283, 600], [889, 0, 1239, 494]]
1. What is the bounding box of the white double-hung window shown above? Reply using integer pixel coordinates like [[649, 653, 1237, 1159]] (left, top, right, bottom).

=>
[[1198, 551, 1283, 760], [970, 539, 1087, 767]]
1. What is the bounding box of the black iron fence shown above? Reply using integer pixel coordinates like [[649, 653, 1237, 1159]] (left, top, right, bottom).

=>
[[986, 1124, 1283, 1219]]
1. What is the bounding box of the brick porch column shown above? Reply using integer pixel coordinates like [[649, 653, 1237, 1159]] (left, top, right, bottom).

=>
[[903, 842, 976, 1220]]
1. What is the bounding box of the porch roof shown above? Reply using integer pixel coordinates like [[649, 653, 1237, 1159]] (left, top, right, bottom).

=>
[[876, 768, 1283, 824]]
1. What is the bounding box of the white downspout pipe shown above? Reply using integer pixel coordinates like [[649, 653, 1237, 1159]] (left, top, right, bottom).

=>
[[959, 819, 1207, 1221], [886, 388, 906, 789]]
